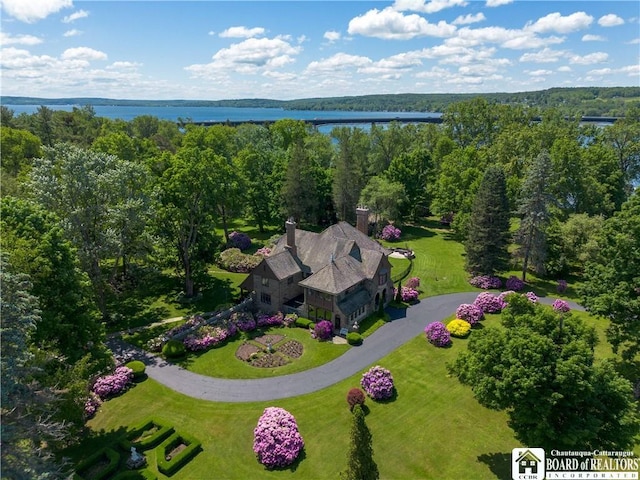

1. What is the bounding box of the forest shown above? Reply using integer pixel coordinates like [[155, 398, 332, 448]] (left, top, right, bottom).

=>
[[1, 96, 639, 477], [3, 85, 640, 116]]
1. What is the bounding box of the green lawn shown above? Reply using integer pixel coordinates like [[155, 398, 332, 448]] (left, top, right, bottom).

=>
[[177, 326, 349, 379]]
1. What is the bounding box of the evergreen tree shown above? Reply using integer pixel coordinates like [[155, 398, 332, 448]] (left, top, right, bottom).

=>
[[514, 150, 554, 281], [281, 140, 319, 225], [464, 165, 511, 275], [341, 404, 379, 480]]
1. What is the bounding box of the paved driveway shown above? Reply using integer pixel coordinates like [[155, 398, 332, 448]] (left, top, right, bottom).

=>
[[106, 292, 582, 403]]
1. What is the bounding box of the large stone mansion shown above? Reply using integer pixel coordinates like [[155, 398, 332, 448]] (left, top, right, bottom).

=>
[[240, 208, 394, 332]]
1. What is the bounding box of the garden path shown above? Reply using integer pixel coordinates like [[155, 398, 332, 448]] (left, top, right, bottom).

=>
[[106, 293, 583, 403]]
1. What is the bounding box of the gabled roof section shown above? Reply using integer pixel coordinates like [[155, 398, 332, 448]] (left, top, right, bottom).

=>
[[299, 255, 365, 294], [265, 250, 302, 280]]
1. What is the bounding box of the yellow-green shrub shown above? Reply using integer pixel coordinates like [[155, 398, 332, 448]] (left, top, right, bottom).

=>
[[446, 319, 471, 338]]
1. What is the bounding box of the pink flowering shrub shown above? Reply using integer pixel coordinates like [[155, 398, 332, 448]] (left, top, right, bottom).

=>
[[405, 277, 420, 289], [424, 322, 451, 347], [525, 291, 538, 303], [219, 248, 261, 273], [232, 311, 257, 332], [314, 320, 333, 341], [361, 365, 395, 400], [474, 292, 506, 314], [469, 275, 502, 290], [228, 231, 252, 251], [184, 325, 231, 351], [380, 224, 401, 241], [455, 303, 484, 325], [505, 275, 525, 291], [255, 246, 272, 257], [557, 280, 568, 293], [394, 286, 419, 303], [253, 407, 305, 469], [84, 392, 102, 419], [256, 312, 285, 328], [552, 299, 571, 313], [283, 313, 298, 327], [92, 366, 134, 399]]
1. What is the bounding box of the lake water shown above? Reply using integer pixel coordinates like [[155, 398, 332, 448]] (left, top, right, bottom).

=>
[[3, 104, 440, 124]]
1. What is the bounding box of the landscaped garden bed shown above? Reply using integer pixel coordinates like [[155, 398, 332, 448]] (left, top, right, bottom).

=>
[[235, 333, 304, 368]]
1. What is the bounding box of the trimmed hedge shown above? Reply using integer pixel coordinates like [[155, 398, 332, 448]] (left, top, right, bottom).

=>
[[162, 339, 186, 358], [119, 418, 174, 451], [74, 447, 120, 480], [294, 317, 314, 329], [155, 432, 202, 476], [111, 470, 157, 480], [125, 360, 146, 379], [346, 332, 363, 346]]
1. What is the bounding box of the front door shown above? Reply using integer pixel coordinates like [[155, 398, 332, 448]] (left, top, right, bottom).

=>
[[334, 315, 341, 330]]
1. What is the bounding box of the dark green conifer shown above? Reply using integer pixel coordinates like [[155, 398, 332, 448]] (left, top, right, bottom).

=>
[[341, 404, 379, 480]]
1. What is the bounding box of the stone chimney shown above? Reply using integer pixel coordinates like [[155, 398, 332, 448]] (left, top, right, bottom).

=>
[[356, 207, 369, 235], [285, 217, 297, 256]]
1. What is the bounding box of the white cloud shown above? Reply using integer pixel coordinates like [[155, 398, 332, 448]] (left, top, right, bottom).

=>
[[519, 48, 566, 63], [63, 29, 82, 37], [453, 13, 485, 25], [61, 47, 107, 61], [219, 26, 265, 38], [587, 64, 639, 78], [323, 30, 341, 43], [448, 25, 563, 50], [582, 34, 605, 42], [629, 38, 640, 45], [62, 9, 88, 23], [348, 7, 456, 40], [305, 52, 372, 75], [106, 61, 142, 70], [0, 0, 72, 23], [598, 14, 624, 27], [186, 37, 301, 78], [0, 32, 43, 46], [486, 0, 513, 6], [208, 31, 215, 36], [557, 66, 572, 72], [568, 52, 608, 65], [526, 11, 593, 34], [393, 0, 468, 14], [527, 69, 553, 76]]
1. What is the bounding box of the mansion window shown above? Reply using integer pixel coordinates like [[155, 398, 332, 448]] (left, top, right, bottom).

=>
[[378, 272, 388, 285], [261, 277, 269, 287], [308, 306, 332, 322], [260, 292, 272, 305]]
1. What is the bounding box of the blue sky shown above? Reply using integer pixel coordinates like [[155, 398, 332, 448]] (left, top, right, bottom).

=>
[[1, 0, 638, 100]]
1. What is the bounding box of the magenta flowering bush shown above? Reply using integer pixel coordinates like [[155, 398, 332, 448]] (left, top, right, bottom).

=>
[[455, 303, 484, 325], [92, 366, 134, 399], [256, 312, 285, 328], [525, 291, 539, 303], [498, 290, 516, 302], [424, 321, 451, 347], [405, 277, 420, 289], [361, 365, 395, 400], [469, 275, 502, 290], [557, 280, 568, 293], [228, 231, 252, 251], [314, 320, 333, 341], [505, 275, 525, 291], [232, 311, 257, 332], [256, 246, 272, 257], [84, 392, 102, 419], [552, 299, 571, 313], [474, 292, 506, 314], [253, 407, 305, 469], [394, 286, 419, 303], [380, 224, 401, 241], [184, 325, 231, 351]]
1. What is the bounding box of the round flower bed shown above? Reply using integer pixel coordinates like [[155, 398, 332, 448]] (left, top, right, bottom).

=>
[[455, 303, 484, 325], [361, 365, 395, 400], [253, 407, 304, 469], [424, 321, 451, 347]]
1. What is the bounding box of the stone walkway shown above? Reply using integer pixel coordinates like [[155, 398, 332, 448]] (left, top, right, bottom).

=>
[[106, 292, 583, 403]]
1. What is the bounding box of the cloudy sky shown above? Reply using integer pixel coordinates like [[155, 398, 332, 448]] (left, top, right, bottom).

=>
[[1, 0, 638, 100]]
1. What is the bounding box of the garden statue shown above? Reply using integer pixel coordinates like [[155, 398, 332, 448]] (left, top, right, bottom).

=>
[[127, 446, 146, 469]]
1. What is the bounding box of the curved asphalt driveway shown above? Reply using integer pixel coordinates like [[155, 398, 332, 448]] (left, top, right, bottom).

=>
[[107, 293, 583, 403]]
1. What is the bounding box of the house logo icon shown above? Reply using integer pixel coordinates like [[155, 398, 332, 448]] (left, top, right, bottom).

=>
[[512, 448, 545, 480]]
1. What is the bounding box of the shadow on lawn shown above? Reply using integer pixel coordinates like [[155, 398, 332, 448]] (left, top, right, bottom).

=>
[[61, 425, 130, 468], [477, 452, 511, 479]]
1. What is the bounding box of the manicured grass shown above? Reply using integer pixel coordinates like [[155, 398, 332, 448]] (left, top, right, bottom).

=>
[[178, 326, 349, 379]]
